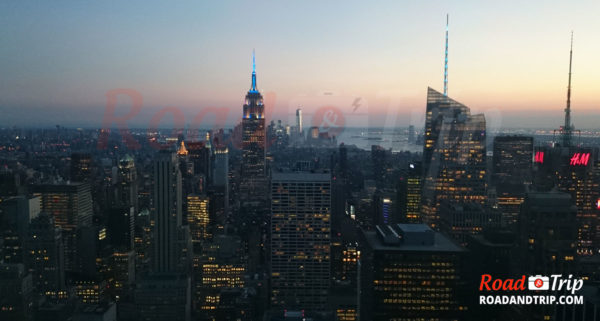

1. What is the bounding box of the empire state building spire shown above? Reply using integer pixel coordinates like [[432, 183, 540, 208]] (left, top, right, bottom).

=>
[[250, 49, 257, 92]]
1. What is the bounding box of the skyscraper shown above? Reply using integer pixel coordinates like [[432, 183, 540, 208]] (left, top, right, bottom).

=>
[[25, 213, 65, 298], [492, 136, 533, 184], [359, 224, 466, 321], [421, 87, 487, 229], [212, 145, 229, 215], [187, 141, 211, 189], [296, 108, 303, 135], [70, 153, 92, 182], [213, 146, 229, 188], [196, 235, 245, 318], [116, 154, 138, 214], [240, 52, 267, 205], [398, 162, 422, 223], [152, 151, 183, 273], [186, 194, 210, 245], [0, 263, 33, 320], [518, 191, 577, 274], [33, 182, 93, 272], [270, 171, 331, 310], [556, 148, 599, 256]]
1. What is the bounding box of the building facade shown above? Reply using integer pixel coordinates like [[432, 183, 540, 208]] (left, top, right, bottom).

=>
[[270, 171, 331, 310]]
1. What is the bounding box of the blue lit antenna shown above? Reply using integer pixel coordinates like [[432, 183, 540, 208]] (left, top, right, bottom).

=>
[[444, 14, 449, 96], [251, 49, 257, 92]]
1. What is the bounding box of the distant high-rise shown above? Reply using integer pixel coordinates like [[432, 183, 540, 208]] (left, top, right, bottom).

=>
[[492, 136, 533, 184], [0, 263, 33, 320], [240, 51, 267, 205], [33, 182, 93, 231], [116, 154, 138, 213], [186, 194, 210, 246], [33, 182, 93, 271], [407, 125, 416, 144], [0, 195, 40, 263], [421, 88, 487, 229], [106, 207, 134, 250], [25, 213, 65, 298], [213, 146, 229, 188], [70, 153, 92, 182], [270, 171, 331, 310], [371, 145, 388, 186], [398, 162, 422, 223], [187, 142, 211, 187], [152, 151, 183, 273], [296, 108, 303, 135]]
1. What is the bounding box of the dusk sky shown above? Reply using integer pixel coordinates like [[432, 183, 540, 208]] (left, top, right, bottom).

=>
[[1, 1, 599, 129]]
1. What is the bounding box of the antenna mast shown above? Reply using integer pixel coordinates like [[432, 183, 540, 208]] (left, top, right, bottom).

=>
[[563, 32, 573, 147], [444, 14, 449, 96]]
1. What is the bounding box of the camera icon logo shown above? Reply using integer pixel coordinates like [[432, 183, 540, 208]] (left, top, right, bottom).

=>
[[528, 275, 550, 290]]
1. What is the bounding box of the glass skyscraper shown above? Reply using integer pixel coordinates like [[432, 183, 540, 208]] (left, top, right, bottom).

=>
[[421, 87, 487, 229]]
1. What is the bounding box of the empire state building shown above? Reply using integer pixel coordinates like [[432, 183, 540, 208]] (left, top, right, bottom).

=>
[[240, 52, 267, 205]]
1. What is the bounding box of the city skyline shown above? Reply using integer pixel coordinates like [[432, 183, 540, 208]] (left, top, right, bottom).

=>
[[3, 3, 600, 321], [2, 1, 600, 128]]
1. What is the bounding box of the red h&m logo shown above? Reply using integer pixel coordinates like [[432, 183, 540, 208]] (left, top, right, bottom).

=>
[[534, 151, 544, 164], [570, 153, 590, 166]]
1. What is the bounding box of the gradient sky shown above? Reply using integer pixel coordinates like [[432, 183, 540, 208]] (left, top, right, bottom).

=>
[[1, 0, 599, 129]]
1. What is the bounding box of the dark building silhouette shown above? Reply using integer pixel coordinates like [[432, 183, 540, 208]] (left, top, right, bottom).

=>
[[151, 151, 183, 273], [25, 213, 66, 298], [397, 162, 422, 223], [106, 206, 134, 250], [518, 190, 577, 275], [32, 182, 93, 272], [115, 154, 138, 214], [492, 135, 533, 184], [371, 145, 389, 187], [359, 224, 466, 321], [0, 263, 33, 321], [70, 153, 92, 182]]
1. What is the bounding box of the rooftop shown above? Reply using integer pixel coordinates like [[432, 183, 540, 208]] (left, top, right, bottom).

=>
[[272, 171, 330, 182], [363, 224, 464, 253]]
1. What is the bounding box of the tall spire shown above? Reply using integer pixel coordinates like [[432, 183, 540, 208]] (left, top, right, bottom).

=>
[[443, 14, 449, 96], [563, 32, 574, 147], [251, 49, 257, 92]]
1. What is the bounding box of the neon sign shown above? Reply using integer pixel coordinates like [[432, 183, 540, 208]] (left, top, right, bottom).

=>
[[596, 199, 600, 210], [534, 151, 544, 164], [570, 153, 590, 166]]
